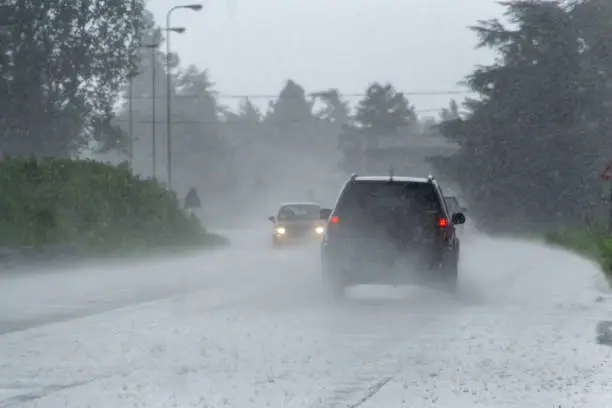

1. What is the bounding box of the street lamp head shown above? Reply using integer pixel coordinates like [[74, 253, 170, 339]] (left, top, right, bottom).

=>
[[170, 27, 186, 34], [183, 4, 203, 11]]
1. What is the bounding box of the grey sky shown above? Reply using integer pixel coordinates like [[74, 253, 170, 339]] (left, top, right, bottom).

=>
[[147, 0, 503, 114]]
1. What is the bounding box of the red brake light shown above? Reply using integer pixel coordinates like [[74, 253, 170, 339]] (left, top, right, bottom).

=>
[[439, 217, 448, 227], [330, 215, 339, 223]]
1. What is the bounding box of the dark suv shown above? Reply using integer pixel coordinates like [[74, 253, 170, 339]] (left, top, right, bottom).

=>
[[320, 174, 466, 298]]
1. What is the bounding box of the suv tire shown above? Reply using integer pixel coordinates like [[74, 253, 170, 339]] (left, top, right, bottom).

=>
[[437, 253, 458, 294]]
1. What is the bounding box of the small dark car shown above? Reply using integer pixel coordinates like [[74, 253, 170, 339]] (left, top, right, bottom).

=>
[[320, 174, 466, 298], [268, 202, 326, 247]]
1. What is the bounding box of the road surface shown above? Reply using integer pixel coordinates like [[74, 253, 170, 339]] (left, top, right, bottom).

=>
[[0, 227, 611, 407]]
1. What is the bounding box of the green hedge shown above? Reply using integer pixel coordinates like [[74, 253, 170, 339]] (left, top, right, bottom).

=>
[[0, 156, 227, 255], [544, 227, 612, 281]]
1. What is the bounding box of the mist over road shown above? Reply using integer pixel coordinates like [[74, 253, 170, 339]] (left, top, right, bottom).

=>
[[0, 225, 282, 334], [0, 226, 611, 407]]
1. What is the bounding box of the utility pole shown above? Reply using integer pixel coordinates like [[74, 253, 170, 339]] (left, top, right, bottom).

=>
[[608, 182, 612, 235], [146, 29, 180, 179], [152, 43, 156, 178], [128, 68, 134, 168], [127, 0, 135, 170], [165, 3, 202, 190], [601, 162, 612, 234], [144, 41, 158, 178], [165, 14, 172, 189]]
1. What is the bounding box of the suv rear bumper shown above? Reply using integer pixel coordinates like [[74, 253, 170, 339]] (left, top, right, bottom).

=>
[[321, 239, 456, 285]]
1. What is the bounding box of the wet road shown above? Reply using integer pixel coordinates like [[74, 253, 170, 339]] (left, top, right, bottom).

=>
[[0, 228, 611, 407]]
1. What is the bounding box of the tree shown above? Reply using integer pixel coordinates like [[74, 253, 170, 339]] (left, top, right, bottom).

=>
[[220, 97, 263, 152], [262, 79, 323, 152], [313, 89, 350, 125], [223, 98, 262, 125], [439, 99, 460, 122], [572, 0, 612, 142], [265, 80, 314, 125], [353, 83, 417, 136], [336, 82, 419, 174], [430, 0, 612, 232], [110, 17, 232, 197], [236, 98, 262, 123], [0, 0, 146, 157], [170, 65, 233, 194], [220, 80, 344, 205]]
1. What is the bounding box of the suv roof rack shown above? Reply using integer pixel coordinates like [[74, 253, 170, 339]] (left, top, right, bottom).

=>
[[427, 174, 435, 183]]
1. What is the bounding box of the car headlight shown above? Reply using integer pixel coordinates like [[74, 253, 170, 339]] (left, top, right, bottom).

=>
[[315, 226, 324, 234], [275, 227, 286, 234]]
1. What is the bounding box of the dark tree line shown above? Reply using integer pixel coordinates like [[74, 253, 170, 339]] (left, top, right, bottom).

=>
[[0, 0, 147, 157], [9, 0, 607, 234], [430, 0, 612, 233], [121, 36, 431, 202], [0, 0, 444, 210]]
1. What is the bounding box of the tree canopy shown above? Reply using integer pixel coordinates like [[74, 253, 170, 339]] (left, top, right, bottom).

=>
[[8, 0, 610, 232], [354, 83, 417, 136], [430, 0, 612, 232], [0, 0, 146, 157]]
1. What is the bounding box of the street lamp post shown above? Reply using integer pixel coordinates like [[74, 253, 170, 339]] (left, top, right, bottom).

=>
[[143, 42, 158, 177], [165, 3, 202, 189], [143, 28, 184, 179], [127, 0, 135, 170], [150, 42, 158, 178], [128, 66, 134, 167]]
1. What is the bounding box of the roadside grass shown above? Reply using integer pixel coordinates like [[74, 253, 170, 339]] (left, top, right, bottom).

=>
[[544, 226, 612, 283], [0, 156, 229, 270]]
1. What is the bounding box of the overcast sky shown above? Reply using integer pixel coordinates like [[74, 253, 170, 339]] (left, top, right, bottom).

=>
[[147, 0, 503, 115]]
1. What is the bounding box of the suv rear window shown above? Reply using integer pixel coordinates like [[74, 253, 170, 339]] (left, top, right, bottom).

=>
[[335, 181, 442, 218]]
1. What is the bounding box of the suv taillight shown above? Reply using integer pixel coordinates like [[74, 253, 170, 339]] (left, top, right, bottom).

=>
[[438, 216, 452, 241], [325, 215, 339, 236]]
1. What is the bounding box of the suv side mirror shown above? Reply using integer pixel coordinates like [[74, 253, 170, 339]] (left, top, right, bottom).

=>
[[320, 208, 332, 220], [451, 213, 466, 225], [268, 216, 275, 222]]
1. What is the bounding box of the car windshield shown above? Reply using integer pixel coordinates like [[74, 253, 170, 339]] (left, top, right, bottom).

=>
[[335, 181, 442, 219], [277, 204, 320, 221]]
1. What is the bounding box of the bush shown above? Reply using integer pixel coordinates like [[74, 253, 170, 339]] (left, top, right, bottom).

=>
[[0, 156, 227, 255], [544, 226, 612, 281]]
